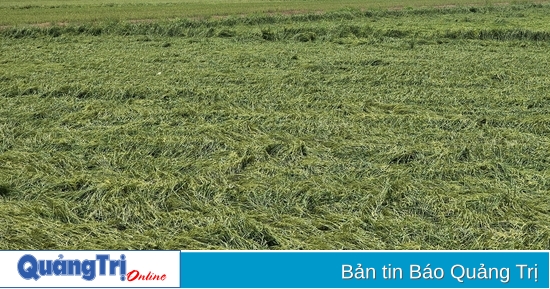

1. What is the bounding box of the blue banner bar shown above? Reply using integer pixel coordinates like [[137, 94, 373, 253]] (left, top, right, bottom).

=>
[[179, 251, 549, 288]]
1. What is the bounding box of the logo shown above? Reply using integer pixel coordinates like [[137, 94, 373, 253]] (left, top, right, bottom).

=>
[[17, 254, 167, 282]]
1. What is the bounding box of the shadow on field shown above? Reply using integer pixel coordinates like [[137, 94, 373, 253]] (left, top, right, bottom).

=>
[[0, 185, 11, 197]]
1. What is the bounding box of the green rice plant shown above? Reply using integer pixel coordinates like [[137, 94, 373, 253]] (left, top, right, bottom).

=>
[[1, 2, 550, 250]]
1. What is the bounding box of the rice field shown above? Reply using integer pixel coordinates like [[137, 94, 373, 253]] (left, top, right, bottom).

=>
[[0, 0, 540, 26], [0, 1, 549, 250]]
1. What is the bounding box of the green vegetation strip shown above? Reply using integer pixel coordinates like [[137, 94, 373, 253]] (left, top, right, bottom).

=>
[[0, 0, 540, 26], [1, 3, 549, 249]]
